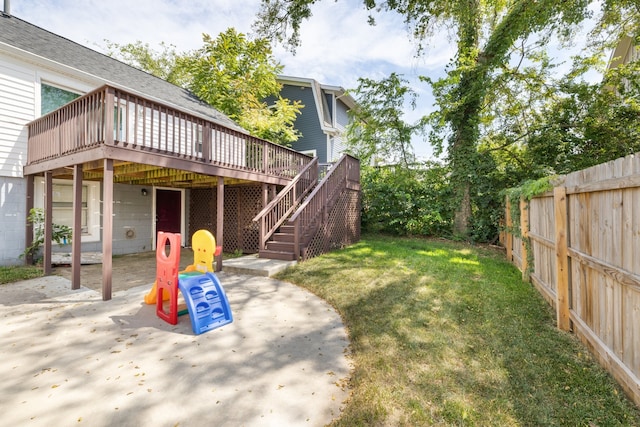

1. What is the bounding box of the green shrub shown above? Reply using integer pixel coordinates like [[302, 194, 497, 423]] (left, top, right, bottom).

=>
[[22, 208, 72, 263], [360, 162, 453, 237]]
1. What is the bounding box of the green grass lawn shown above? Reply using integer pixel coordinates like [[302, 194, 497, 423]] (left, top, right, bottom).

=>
[[0, 265, 43, 284], [275, 234, 640, 426]]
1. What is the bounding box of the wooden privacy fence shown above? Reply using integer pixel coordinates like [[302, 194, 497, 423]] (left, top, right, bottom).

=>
[[502, 152, 640, 406]]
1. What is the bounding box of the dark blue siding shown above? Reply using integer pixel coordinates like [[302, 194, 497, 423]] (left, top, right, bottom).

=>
[[278, 84, 328, 162]]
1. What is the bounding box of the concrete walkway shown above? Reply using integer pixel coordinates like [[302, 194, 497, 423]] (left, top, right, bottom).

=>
[[0, 272, 351, 426]]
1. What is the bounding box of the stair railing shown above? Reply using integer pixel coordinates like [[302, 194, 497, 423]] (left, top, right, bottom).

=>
[[253, 157, 319, 251], [288, 154, 360, 258]]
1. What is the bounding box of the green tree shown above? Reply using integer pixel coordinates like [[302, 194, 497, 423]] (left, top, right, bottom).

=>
[[360, 162, 453, 237], [345, 73, 424, 167], [255, 0, 590, 237], [107, 29, 302, 146], [482, 0, 640, 177], [105, 41, 189, 86], [523, 72, 640, 174], [184, 29, 302, 146]]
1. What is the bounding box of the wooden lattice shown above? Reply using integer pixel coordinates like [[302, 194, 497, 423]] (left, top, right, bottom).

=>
[[223, 185, 263, 254], [240, 186, 262, 253], [189, 188, 216, 240], [303, 189, 360, 260], [223, 187, 239, 252], [188, 185, 262, 254]]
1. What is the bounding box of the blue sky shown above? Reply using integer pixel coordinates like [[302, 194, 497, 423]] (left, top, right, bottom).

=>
[[10, 0, 452, 159], [8, 1, 600, 160]]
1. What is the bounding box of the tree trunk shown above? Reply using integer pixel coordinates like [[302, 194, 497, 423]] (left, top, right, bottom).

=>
[[453, 182, 472, 237]]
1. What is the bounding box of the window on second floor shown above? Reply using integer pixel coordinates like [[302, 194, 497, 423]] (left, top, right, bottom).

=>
[[41, 83, 81, 116]]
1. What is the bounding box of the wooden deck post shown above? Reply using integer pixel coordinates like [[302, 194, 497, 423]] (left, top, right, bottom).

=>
[[554, 186, 571, 331], [43, 171, 53, 276], [102, 159, 113, 300], [25, 175, 34, 266], [71, 164, 83, 289], [520, 197, 529, 281], [104, 87, 115, 146], [216, 176, 224, 272]]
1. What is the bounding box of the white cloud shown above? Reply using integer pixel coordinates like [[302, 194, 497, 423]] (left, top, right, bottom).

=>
[[11, 0, 447, 158]]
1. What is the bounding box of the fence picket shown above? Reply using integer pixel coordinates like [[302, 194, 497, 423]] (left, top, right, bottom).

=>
[[503, 152, 640, 406]]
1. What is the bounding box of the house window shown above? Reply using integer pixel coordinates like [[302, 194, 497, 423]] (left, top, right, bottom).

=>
[[35, 178, 100, 243], [52, 183, 89, 234], [41, 83, 81, 115]]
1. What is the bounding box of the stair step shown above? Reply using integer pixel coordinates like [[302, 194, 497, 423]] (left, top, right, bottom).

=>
[[266, 241, 294, 252], [278, 225, 295, 234], [259, 250, 297, 261], [272, 232, 295, 243]]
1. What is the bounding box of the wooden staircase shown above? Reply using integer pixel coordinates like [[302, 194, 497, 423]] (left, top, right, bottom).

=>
[[259, 225, 298, 261], [254, 154, 360, 262]]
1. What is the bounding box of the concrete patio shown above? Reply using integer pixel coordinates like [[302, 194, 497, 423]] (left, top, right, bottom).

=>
[[0, 259, 352, 426]]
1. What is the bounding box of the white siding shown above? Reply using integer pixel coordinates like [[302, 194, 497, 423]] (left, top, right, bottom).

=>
[[0, 57, 35, 178]]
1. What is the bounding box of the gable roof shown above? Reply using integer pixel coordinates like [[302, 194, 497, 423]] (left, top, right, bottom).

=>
[[278, 75, 357, 110], [0, 13, 245, 132], [277, 75, 357, 133]]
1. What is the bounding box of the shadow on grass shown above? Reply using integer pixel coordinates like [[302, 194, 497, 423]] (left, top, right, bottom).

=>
[[277, 234, 640, 426]]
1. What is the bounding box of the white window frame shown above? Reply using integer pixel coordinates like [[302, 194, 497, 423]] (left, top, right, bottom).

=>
[[34, 178, 101, 243], [36, 72, 92, 117], [299, 149, 317, 158]]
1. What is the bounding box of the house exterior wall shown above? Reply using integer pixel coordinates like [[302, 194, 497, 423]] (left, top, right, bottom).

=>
[[0, 56, 32, 264], [274, 80, 355, 164], [277, 84, 329, 162], [0, 53, 93, 264], [336, 98, 350, 128], [0, 52, 174, 264], [328, 98, 352, 162], [110, 183, 155, 255], [0, 56, 33, 178], [0, 176, 27, 265], [36, 183, 156, 257]]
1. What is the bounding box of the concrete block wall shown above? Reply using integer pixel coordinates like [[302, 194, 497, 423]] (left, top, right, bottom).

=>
[[0, 176, 26, 266]]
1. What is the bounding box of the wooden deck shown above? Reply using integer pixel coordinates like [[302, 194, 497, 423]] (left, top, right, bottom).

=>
[[25, 85, 311, 186], [23, 84, 360, 301]]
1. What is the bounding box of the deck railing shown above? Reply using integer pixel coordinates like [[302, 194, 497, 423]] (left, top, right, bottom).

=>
[[27, 85, 311, 179], [253, 157, 319, 251], [289, 154, 360, 257]]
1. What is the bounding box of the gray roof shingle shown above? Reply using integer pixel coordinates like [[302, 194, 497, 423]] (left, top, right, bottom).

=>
[[0, 13, 245, 132]]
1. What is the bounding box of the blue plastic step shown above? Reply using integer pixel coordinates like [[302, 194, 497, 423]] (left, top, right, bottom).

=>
[[178, 272, 233, 335]]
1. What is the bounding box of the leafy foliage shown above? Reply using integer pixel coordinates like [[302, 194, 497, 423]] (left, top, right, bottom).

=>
[[107, 29, 302, 146], [360, 163, 453, 237], [255, 0, 592, 237], [105, 40, 189, 86], [22, 208, 72, 263], [346, 73, 425, 167]]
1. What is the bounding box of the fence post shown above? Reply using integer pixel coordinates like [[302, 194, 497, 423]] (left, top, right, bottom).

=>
[[554, 186, 570, 331], [520, 197, 529, 281], [505, 195, 513, 263]]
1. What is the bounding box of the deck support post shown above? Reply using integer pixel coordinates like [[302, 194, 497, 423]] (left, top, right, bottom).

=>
[[102, 159, 113, 300], [25, 175, 34, 266], [71, 164, 83, 290], [43, 171, 53, 276], [216, 176, 224, 272]]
